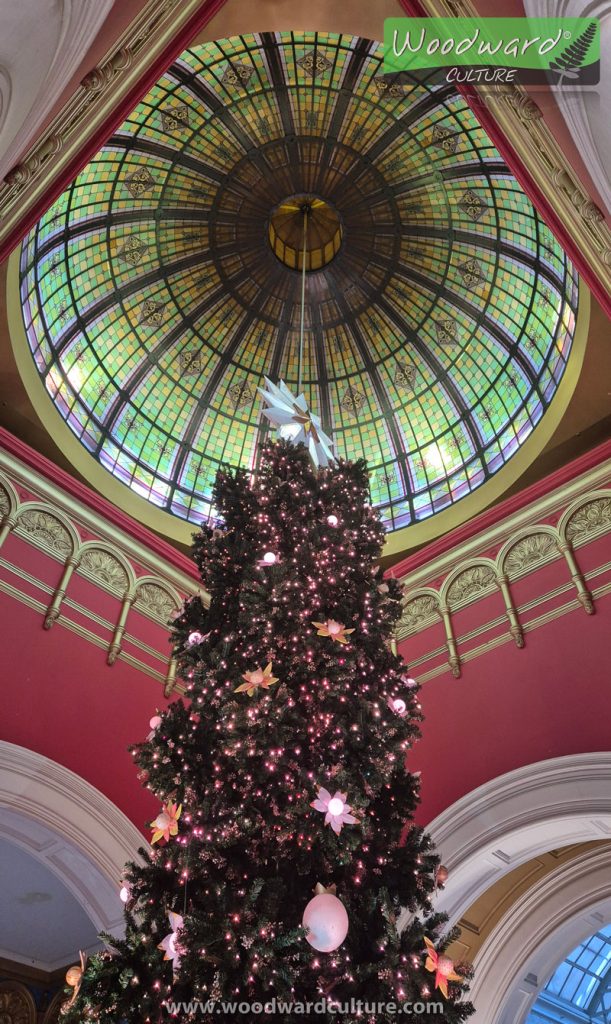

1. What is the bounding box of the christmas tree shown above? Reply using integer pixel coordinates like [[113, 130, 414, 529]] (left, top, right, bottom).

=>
[[64, 430, 473, 1023]]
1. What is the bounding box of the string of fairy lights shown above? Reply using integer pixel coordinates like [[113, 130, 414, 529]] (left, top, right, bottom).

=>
[[63, 433, 467, 1020]]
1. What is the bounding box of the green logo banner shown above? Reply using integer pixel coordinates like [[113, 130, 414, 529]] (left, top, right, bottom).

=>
[[384, 18, 600, 85]]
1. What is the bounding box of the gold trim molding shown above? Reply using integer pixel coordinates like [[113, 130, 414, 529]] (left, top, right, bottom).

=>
[[395, 459, 611, 677], [417, 0, 611, 294], [0, 0, 204, 252], [0, 452, 204, 693]]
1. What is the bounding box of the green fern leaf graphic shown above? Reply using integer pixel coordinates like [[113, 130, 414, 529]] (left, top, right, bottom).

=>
[[549, 21, 598, 86]]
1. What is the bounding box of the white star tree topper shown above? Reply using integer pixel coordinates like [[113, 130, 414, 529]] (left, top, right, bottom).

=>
[[258, 378, 335, 469]]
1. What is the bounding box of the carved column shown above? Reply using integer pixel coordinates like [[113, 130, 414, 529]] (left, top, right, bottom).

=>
[[108, 592, 134, 665], [439, 603, 461, 679], [496, 573, 525, 648], [0, 512, 17, 550], [559, 540, 595, 615], [164, 656, 178, 697], [44, 554, 80, 629]]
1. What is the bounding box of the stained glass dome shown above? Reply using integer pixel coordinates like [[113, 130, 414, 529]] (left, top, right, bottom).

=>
[[15, 31, 580, 545]]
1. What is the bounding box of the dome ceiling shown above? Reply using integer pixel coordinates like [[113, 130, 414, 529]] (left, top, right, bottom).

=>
[[17, 31, 579, 541]]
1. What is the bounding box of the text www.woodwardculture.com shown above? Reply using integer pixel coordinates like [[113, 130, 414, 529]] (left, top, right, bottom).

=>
[[163, 996, 446, 1015]]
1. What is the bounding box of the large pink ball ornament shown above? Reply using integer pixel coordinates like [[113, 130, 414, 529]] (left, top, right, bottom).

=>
[[302, 893, 349, 952]]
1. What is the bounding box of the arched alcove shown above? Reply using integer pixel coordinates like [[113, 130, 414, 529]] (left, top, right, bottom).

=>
[[0, 741, 143, 952], [470, 845, 611, 1023], [428, 752, 611, 928]]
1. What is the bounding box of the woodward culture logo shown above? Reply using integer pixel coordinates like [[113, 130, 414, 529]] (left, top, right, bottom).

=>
[[384, 17, 600, 85]]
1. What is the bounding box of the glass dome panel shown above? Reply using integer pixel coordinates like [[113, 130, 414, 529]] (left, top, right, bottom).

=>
[[17, 32, 579, 535]]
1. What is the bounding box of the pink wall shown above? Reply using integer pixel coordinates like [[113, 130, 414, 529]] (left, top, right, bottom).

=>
[[1, 437, 610, 839], [0, 591, 165, 833], [407, 594, 611, 823], [3, 563, 608, 835]]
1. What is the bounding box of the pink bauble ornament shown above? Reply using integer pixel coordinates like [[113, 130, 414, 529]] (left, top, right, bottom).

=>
[[149, 715, 162, 731], [327, 514, 338, 527], [262, 551, 277, 564], [388, 696, 407, 716], [302, 893, 349, 952]]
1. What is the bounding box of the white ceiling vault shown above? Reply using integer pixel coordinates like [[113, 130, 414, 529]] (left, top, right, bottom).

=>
[[0, 836, 100, 970], [0, 741, 143, 972], [0, 0, 115, 182]]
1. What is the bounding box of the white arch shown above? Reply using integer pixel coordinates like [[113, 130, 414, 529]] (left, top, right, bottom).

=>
[[0, 741, 143, 940], [428, 752, 611, 928], [470, 844, 611, 1023]]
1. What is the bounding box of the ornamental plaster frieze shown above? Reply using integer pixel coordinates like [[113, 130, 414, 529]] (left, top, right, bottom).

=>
[[412, 0, 611, 302], [0, 0, 205, 258], [395, 460, 611, 678], [0, 456, 203, 695]]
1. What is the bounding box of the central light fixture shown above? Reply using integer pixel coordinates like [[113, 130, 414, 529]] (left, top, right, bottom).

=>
[[268, 194, 342, 272]]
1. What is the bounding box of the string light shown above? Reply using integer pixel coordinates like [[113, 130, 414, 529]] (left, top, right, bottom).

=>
[[72, 439, 467, 1021]]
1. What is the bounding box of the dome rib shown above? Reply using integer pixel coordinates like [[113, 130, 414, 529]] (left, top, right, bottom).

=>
[[16, 30, 579, 535]]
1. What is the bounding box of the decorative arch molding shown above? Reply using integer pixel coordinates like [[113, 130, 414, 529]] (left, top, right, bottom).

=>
[[441, 559, 498, 609], [560, 490, 611, 546], [0, 473, 18, 515], [0, 981, 37, 1024], [42, 990, 65, 1024], [399, 588, 463, 680], [398, 487, 611, 631], [133, 575, 182, 621], [498, 524, 560, 581], [469, 844, 611, 1024], [428, 752, 611, 929], [400, 589, 441, 631], [0, 459, 199, 690], [0, 741, 143, 943], [396, 474, 611, 676], [14, 500, 79, 558], [0, 0, 114, 182], [77, 540, 135, 596], [523, 0, 611, 217]]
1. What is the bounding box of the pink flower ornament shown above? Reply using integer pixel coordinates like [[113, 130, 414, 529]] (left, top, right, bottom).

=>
[[311, 787, 358, 835], [158, 911, 186, 971]]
